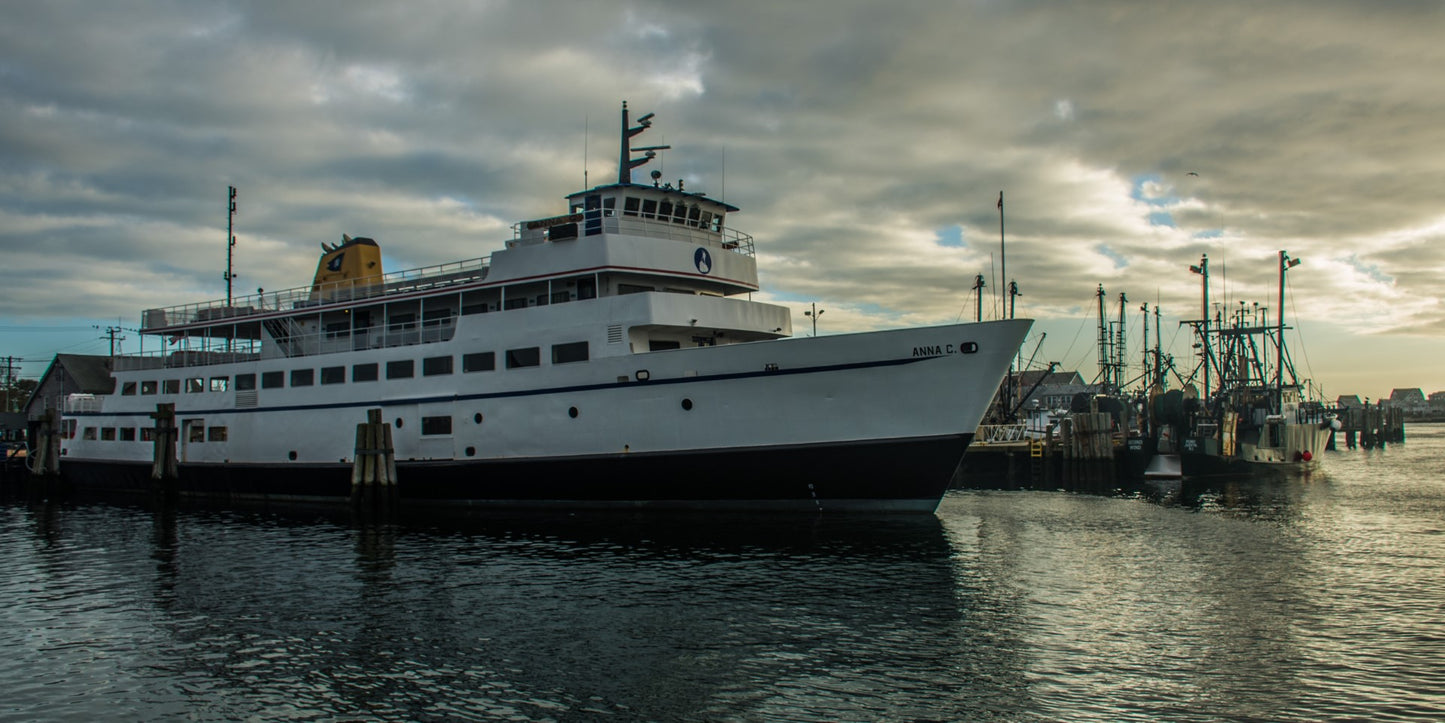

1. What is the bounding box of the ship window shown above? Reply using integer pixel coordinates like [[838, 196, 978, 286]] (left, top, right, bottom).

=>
[[208, 426, 228, 442], [120, 427, 136, 441], [423, 355, 453, 376], [291, 369, 314, 387], [649, 340, 681, 351], [463, 352, 495, 373], [321, 366, 345, 385], [551, 291, 571, 304], [188, 422, 204, 443], [262, 371, 284, 389], [534, 294, 549, 307], [506, 347, 540, 369], [504, 297, 528, 310], [186, 378, 204, 393], [641, 199, 658, 219], [552, 341, 589, 364], [658, 201, 673, 220], [577, 277, 597, 300], [619, 283, 652, 295], [101, 427, 116, 441], [672, 203, 688, 224], [352, 363, 379, 382], [236, 374, 256, 391], [83, 427, 97, 440], [141, 428, 155, 442], [121, 381, 137, 396], [699, 211, 712, 230], [688, 205, 702, 227], [711, 213, 724, 232], [421, 416, 452, 436], [163, 379, 181, 394], [387, 360, 415, 379], [141, 381, 158, 395], [623, 197, 640, 216], [209, 377, 229, 392]]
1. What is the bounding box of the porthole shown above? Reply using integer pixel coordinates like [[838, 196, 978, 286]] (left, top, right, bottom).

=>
[[568, 406, 579, 418], [681, 398, 693, 411], [474, 412, 483, 424], [395, 418, 404, 428], [465, 446, 476, 457], [288, 450, 298, 461]]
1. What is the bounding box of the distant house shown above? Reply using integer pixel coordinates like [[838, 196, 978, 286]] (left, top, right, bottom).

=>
[[1014, 370, 1097, 411], [1386, 388, 1429, 415], [23, 354, 115, 421], [1430, 391, 1445, 413], [1335, 395, 1363, 409]]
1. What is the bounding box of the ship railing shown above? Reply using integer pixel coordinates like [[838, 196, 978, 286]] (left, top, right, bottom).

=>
[[976, 424, 1029, 444], [141, 256, 491, 330], [64, 394, 103, 414]]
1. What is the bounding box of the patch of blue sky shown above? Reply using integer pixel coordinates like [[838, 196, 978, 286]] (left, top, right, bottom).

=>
[[1095, 243, 1129, 269], [1130, 173, 1178, 207], [1192, 229, 1222, 239], [935, 225, 964, 248], [1344, 254, 1394, 284], [1148, 211, 1176, 227]]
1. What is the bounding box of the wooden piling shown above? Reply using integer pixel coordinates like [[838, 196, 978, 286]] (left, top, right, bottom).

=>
[[151, 403, 179, 484], [352, 408, 397, 508], [30, 408, 62, 479]]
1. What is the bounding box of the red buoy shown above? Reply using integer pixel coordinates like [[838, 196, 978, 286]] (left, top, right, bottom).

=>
[[1302, 451, 1313, 462]]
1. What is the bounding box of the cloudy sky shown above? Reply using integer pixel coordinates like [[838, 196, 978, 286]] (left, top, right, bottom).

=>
[[3, 0, 1443, 400]]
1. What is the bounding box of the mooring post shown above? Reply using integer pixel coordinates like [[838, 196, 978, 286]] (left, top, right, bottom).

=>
[[29, 407, 62, 480], [151, 403, 178, 484], [353, 408, 397, 509]]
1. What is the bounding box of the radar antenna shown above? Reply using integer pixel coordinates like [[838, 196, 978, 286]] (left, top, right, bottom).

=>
[[618, 101, 670, 184]]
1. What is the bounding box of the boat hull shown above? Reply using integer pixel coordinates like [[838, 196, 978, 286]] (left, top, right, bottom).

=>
[[56, 433, 972, 513]]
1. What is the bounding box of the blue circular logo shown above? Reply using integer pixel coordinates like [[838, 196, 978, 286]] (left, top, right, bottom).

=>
[[694, 247, 713, 275]]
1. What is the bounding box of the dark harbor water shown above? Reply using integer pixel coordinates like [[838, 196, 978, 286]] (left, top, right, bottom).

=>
[[3, 426, 1444, 722]]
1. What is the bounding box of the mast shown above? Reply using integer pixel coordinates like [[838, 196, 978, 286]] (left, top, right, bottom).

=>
[[1189, 254, 1211, 402], [617, 101, 669, 185], [1277, 250, 1301, 411], [225, 186, 237, 307], [1096, 284, 1108, 391]]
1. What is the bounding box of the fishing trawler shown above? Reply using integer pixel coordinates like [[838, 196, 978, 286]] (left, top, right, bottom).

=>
[[1174, 252, 1337, 476], [51, 103, 1030, 512]]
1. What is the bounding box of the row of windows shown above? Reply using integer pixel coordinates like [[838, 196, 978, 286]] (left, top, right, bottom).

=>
[[118, 342, 591, 395], [80, 425, 228, 443]]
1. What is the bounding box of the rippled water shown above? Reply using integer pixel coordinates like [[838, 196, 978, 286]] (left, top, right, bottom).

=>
[[3, 425, 1444, 722]]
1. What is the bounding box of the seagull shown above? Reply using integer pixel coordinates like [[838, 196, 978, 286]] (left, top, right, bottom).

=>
[[1186, 171, 1199, 176]]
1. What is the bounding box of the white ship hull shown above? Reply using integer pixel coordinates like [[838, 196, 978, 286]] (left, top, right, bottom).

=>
[[59, 318, 1030, 512]]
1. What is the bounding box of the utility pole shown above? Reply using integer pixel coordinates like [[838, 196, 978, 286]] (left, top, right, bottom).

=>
[[99, 326, 126, 356], [804, 302, 825, 337], [2, 355, 14, 412], [225, 186, 238, 306]]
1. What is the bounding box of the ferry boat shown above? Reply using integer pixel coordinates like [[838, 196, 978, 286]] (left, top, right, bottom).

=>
[[53, 103, 1031, 512]]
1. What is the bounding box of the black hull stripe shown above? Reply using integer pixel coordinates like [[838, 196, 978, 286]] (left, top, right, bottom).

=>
[[54, 434, 972, 513]]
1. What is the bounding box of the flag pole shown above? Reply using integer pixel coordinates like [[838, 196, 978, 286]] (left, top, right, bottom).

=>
[[998, 191, 1006, 319]]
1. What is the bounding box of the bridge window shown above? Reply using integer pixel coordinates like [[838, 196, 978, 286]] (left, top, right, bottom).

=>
[[623, 197, 640, 216], [641, 199, 657, 219]]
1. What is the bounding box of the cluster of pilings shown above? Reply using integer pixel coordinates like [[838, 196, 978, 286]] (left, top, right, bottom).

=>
[[1331, 404, 1407, 449]]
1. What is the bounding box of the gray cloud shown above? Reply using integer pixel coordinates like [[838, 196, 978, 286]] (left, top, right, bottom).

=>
[[2, 0, 1442, 396]]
